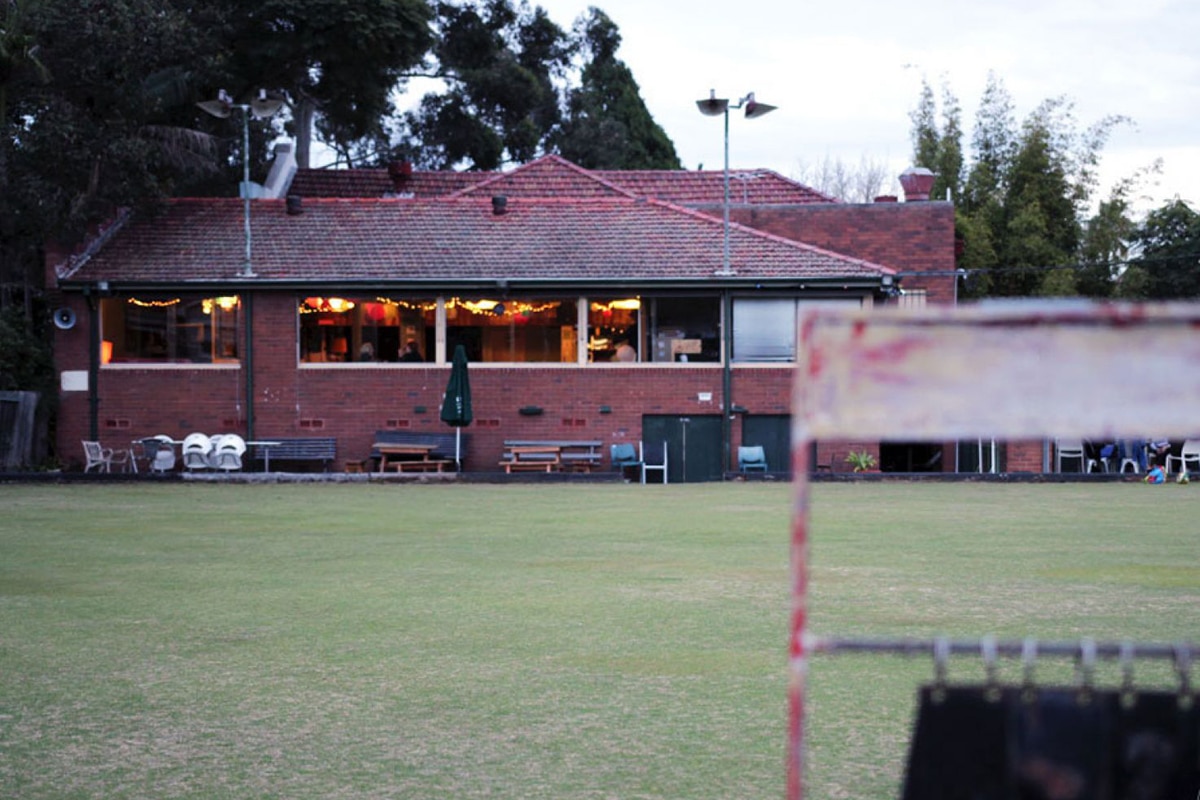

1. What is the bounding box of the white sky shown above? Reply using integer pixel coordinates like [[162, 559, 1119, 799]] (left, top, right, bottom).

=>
[[523, 0, 1199, 214]]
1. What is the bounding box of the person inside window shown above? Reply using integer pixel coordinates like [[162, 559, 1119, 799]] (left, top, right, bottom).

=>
[[399, 340, 423, 362], [613, 340, 636, 362]]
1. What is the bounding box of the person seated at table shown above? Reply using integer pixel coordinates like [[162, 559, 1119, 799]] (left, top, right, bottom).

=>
[[399, 340, 423, 362], [1148, 438, 1171, 467]]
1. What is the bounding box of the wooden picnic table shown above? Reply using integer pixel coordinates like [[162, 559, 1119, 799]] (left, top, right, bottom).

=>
[[501, 440, 603, 472], [374, 442, 453, 473]]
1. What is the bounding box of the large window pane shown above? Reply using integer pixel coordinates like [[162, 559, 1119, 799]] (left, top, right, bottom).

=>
[[588, 297, 640, 362], [299, 296, 433, 363], [650, 297, 720, 363], [100, 295, 240, 364], [733, 298, 862, 363], [733, 298, 795, 362], [445, 298, 577, 363]]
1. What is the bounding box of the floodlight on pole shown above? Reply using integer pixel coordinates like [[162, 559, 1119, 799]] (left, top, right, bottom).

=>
[[198, 89, 285, 278], [696, 90, 776, 277]]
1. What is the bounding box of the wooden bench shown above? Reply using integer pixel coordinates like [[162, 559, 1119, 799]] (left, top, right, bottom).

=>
[[389, 459, 455, 473], [502, 440, 603, 472], [370, 430, 467, 471], [251, 437, 336, 472]]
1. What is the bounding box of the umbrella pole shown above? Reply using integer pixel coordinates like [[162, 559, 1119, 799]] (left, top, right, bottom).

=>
[[456, 428, 461, 471]]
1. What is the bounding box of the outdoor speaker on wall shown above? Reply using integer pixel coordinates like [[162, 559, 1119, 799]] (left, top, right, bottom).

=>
[[53, 308, 77, 330]]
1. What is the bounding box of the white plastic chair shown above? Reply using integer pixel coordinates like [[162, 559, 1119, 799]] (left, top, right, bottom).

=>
[[641, 441, 668, 484], [1054, 439, 1094, 473], [82, 440, 114, 473], [1117, 439, 1143, 474], [1165, 440, 1200, 475], [181, 433, 213, 470], [212, 434, 246, 471], [148, 435, 177, 473]]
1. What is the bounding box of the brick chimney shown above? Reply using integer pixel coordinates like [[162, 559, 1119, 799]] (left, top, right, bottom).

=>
[[899, 167, 936, 202], [387, 160, 413, 192]]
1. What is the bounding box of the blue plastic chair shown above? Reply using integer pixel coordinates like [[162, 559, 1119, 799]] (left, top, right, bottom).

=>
[[738, 445, 768, 473], [610, 443, 642, 480]]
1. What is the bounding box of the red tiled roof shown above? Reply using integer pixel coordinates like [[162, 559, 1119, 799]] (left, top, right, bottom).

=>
[[61, 196, 892, 286], [286, 154, 837, 205], [448, 155, 637, 199], [287, 168, 485, 198], [601, 168, 838, 205]]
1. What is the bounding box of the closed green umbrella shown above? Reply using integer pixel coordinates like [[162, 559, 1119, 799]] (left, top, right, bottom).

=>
[[440, 345, 473, 469]]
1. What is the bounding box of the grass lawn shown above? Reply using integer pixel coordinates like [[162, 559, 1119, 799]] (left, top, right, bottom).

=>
[[0, 482, 1196, 799]]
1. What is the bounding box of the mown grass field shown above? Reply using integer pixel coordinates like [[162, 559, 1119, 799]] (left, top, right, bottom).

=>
[[0, 482, 1196, 799]]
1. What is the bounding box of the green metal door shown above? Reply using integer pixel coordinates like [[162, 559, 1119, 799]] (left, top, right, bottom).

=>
[[642, 414, 723, 483], [741, 415, 791, 476]]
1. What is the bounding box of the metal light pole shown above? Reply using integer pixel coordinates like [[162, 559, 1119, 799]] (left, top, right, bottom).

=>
[[696, 90, 777, 277], [697, 90, 777, 478], [197, 90, 285, 278]]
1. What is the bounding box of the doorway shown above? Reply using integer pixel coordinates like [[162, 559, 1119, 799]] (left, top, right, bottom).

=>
[[641, 414, 723, 483], [741, 414, 791, 476]]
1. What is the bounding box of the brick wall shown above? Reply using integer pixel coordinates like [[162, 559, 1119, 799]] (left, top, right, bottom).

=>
[[54, 290, 1036, 475], [56, 293, 801, 471], [730, 201, 958, 304]]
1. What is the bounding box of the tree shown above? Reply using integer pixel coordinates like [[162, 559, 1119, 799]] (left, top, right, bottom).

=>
[[0, 0, 51, 314], [791, 154, 892, 203], [1076, 161, 1161, 298], [915, 75, 1134, 298], [551, 8, 678, 170], [213, 0, 434, 168], [403, 0, 570, 170], [963, 71, 1016, 213], [907, 76, 962, 203], [2, 0, 226, 315], [997, 103, 1081, 296], [1132, 199, 1200, 299]]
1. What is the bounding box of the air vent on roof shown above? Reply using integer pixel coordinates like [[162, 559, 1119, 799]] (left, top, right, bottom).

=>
[[899, 167, 936, 202], [286, 195, 303, 215], [492, 195, 508, 216]]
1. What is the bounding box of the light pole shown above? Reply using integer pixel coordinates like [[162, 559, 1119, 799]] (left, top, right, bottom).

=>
[[697, 90, 777, 479], [696, 90, 776, 277], [197, 89, 285, 278]]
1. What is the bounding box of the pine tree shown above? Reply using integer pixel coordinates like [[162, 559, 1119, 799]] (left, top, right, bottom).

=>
[[552, 9, 679, 170]]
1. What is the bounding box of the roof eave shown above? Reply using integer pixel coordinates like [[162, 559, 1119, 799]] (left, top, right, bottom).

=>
[[56, 274, 890, 294]]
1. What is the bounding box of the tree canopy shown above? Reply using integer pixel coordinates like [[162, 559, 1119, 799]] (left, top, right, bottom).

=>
[[401, 2, 676, 171], [550, 9, 679, 170], [909, 72, 1145, 299], [1130, 199, 1200, 299], [0, 0, 681, 317]]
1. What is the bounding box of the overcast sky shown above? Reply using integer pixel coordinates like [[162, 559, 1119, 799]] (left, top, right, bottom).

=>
[[522, 0, 1199, 213]]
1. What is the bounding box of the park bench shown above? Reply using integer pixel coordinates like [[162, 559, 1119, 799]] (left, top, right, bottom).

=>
[[250, 437, 337, 472]]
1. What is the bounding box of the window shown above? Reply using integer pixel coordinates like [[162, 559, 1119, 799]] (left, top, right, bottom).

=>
[[732, 298, 861, 363], [299, 296, 434, 363], [99, 295, 240, 364], [648, 297, 721, 363], [733, 298, 795, 362], [587, 297, 641, 362], [445, 297, 578, 363]]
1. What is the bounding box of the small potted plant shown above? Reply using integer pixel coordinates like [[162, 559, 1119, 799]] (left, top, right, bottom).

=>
[[845, 450, 877, 473]]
